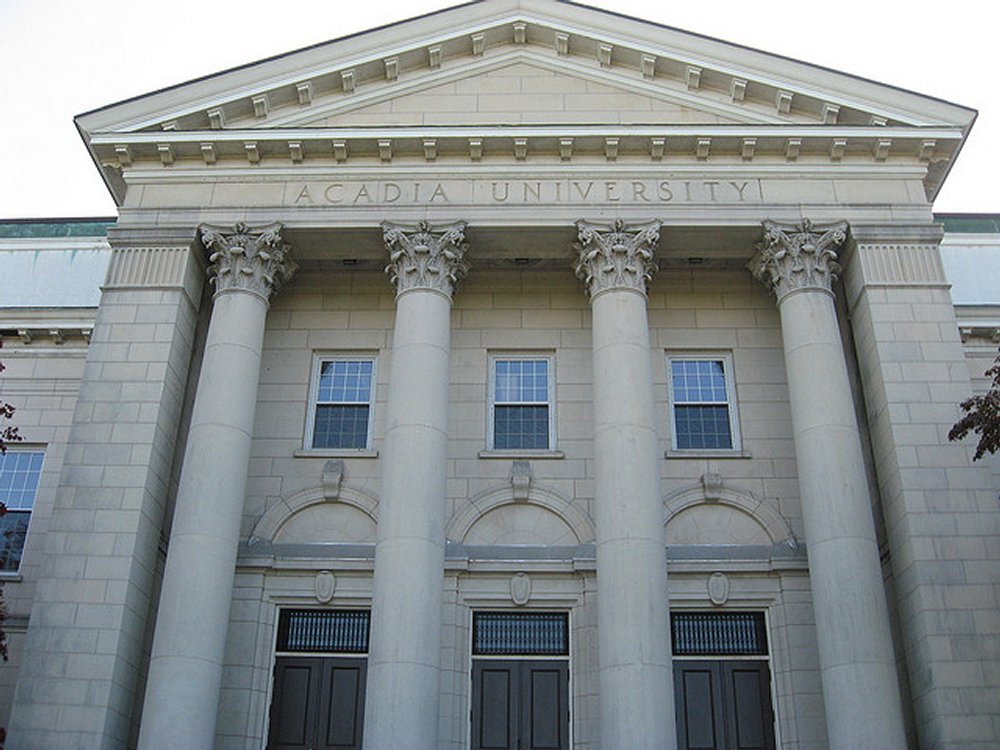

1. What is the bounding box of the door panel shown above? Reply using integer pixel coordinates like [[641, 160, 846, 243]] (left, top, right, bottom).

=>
[[723, 663, 774, 750], [524, 663, 568, 750], [269, 657, 366, 750], [270, 659, 321, 750], [472, 660, 568, 750], [675, 661, 725, 750], [475, 662, 517, 750], [674, 660, 774, 750]]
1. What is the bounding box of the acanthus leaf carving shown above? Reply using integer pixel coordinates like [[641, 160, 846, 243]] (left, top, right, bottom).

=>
[[573, 218, 660, 299], [382, 219, 469, 298], [200, 221, 296, 301], [749, 219, 848, 301]]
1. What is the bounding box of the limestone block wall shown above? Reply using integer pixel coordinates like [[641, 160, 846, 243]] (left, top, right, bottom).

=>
[[0, 330, 90, 727], [845, 236, 1000, 749], [223, 262, 823, 747]]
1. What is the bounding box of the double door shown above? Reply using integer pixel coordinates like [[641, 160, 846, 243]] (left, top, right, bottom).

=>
[[471, 659, 569, 750], [674, 660, 775, 750], [268, 656, 366, 750]]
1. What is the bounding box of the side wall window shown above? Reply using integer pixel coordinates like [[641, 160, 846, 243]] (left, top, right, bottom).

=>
[[306, 356, 376, 450], [0, 449, 44, 572], [667, 355, 741, 451], [488, 355, 555, 451]]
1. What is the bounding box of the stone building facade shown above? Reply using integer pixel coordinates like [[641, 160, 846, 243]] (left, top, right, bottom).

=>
[[1, 1, 998, 748]]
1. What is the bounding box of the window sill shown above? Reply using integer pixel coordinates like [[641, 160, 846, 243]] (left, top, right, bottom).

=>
[[0, 572, 23, 582], [665, 449, 752, 459], [293, 449, 379, 459], [479, 450, 565, 460]]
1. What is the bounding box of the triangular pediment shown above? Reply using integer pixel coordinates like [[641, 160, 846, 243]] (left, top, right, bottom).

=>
[[229, 55, 752, 130], [76, 0, 976, 204]]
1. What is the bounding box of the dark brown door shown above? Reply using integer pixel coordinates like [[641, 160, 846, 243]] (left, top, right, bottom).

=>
[[472, 660, 569, 750], [269, 656, 366, 750], [674, 660, 775, 750]]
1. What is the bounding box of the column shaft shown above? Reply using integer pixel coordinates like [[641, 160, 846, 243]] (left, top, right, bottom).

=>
[[779, 289, 907, 749], [138, 222, 293, 749], [592, 289, 676, 750], [364, 219, 467, 750], [575, 219, 676, 750], [753, 220, 906, 749]]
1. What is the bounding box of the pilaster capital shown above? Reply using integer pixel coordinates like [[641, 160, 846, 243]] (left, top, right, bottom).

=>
[[200, 221, 296, 302], [750, 219, 848, 302], [382, 219, 469, 298], [573, 218, 660, 299]]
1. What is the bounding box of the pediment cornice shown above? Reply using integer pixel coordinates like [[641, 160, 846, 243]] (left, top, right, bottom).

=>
[[76, 0, 975, 206]]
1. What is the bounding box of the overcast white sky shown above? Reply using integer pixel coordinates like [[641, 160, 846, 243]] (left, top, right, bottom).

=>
[[1, 0, 996, 218]]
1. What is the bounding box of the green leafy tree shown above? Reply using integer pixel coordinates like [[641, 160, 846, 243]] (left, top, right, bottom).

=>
[[949, 347, 1000, 461]]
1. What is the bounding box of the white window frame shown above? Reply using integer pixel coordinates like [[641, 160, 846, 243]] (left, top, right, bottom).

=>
[[0, 447, 45, 574], [666, 353, 742, 453], [487, 354, 556, 452], [304, 353, 377, 452]]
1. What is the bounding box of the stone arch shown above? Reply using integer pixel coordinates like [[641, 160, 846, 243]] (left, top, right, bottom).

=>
[[447, 483, 595, 545], [251, 485, 379, 545], [663, 477, 794, 546]]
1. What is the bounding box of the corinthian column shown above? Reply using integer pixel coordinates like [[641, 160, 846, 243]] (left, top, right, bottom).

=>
[[750, 220, 906, 750], [138, 223, 295, 749], [574, 219, 676, 750], [364, 220, 468, 750]]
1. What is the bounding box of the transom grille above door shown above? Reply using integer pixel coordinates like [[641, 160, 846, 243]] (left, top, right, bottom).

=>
[[277, 609, 370, 653], [671, 611, 768, 656], [473, 612, 569, 656]]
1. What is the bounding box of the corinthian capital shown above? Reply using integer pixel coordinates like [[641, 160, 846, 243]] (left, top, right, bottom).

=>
[[573, 219, 660, 299], [382, 220, 469, 298], [200, 221, 296, 301], [750, 219, 848, 302]]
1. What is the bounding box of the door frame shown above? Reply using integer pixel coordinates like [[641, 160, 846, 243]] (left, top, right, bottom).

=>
[[670, 608, 781, 750], [467, 609, 573, 750]]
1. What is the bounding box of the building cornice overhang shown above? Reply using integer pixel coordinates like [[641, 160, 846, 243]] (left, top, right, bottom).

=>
[[75, 1, 975, 208]]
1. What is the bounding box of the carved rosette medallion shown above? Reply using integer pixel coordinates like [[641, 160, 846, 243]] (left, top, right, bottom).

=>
[[200, 221, 296, 301], [749, 219, 848, 302], [573, 218, 661, 299], [382, 220, 469, 298]]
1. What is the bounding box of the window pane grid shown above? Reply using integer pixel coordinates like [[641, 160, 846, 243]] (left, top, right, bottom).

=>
[[494, 406, 549, 450], [0, 451, 44, 510], [311, 359, 374, 449], [277, 609, 370, 653], [473, 612, 569, 656], [671, 612, 768, 656], [317, 360, 373, 404], [495, 360, 548, 404], [669, 358, 735, 451]]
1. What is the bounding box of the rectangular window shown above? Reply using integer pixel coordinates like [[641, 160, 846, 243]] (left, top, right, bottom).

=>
[[0, 450, 44, 572], [307, 357, 375, 450], [667, 355, 740, 451], [489, 356, 554, 451]]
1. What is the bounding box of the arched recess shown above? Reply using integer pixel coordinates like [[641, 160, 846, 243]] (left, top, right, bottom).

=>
[[447, 484, 595, 546], [251, 486, 379, 545], [663, 479, 794, 547]]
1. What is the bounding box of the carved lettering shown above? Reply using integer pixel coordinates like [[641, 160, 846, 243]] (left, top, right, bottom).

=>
[[632, 181, 650, 202], [429, 183, 449, 203], [383, 182, 401, 203], [294, 186, 314, 204], [523, 182, 542, 202], [704, 181, 719, 202], [353, 185, 373, 204], [572, 181, 594, 200], [492, 182, 510, 202], [657, 181, 673, 202], [324, 184, 345, 203], [730, 181, 751, 201], [605, 181, 620, 202]]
